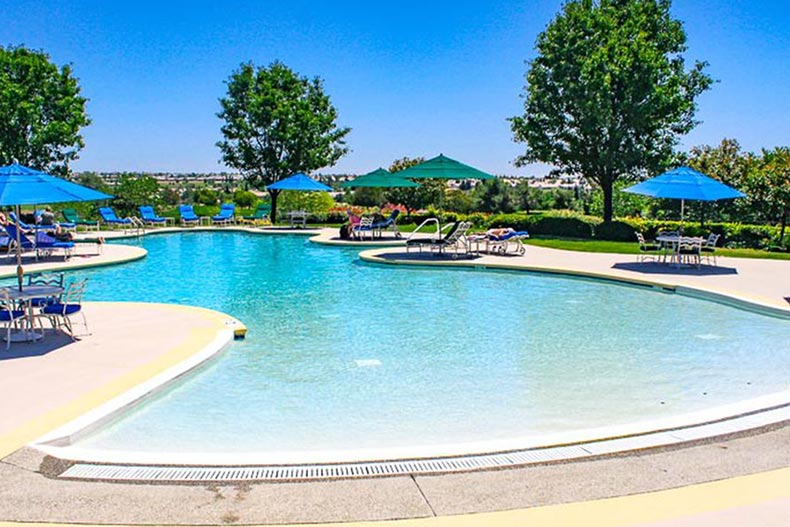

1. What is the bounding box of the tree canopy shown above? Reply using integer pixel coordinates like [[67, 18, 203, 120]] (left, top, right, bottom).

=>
[[510, 0, 712, 222], [216, 61, 350, 221], [0, 46, 90, 175]]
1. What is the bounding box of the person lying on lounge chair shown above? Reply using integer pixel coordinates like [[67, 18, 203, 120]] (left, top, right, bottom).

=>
[[487, 227, 515, 238]]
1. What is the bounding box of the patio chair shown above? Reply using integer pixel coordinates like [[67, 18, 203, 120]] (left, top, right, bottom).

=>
[[40, 278, 89, 340], [179, 205, 201, 226], [62, 208, 99, 230], [406, 221, 462, 253], [212, 203, 236, 226], [0, 288, 27, 350], [372, 210, 401, 238], [34, 230, 74, 260], [239, 203, 271, 225], [701, 233, 720, 265], [98, 207, 133, 229], [9, 212, 50, 231], [26, 272, 65, 308], [678, 237, 703, 268], [352, 217, 375, 240], [636, 232, 662, 262], [139, 206, 168, 226]]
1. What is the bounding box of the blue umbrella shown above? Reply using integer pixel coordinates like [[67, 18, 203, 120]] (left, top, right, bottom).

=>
[[623, 166, 745, 225], [0, 163, 113, 205], [266, 173, 332, 192], [266, 173, 331, 225], [0, 163, 114, 288]]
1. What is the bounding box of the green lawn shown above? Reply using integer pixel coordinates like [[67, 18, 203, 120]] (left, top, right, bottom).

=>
[[525, 236, 790, 261]]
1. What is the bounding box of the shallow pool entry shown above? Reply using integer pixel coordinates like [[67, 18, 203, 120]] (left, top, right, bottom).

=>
[[50, 232, 790, 456]]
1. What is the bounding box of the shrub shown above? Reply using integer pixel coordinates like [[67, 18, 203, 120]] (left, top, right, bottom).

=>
[[233, 189, 258, 208], [594, 221, 636, 241]]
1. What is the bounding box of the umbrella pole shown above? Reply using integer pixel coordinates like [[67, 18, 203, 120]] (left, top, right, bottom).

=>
[[679, 199, 685, 235], [14, 205, 23, 291]]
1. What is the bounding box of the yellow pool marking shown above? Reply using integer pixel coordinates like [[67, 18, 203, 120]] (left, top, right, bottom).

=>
[[0, 303, 242, 460]]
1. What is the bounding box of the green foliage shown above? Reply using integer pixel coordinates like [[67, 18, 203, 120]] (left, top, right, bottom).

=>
[[112, 174, 162, 217], [443, 189, 473, 214], [194, 187, 219, 206], [0, 46, 91, 175], [510, 0, 712, 221], [471, 179, 517, 213], [232, 189, 258, 208], [594, 220, 636, 241], [350, 187, 385, 207], [277, 190, 334, 216], [216, 61, 350, 189]]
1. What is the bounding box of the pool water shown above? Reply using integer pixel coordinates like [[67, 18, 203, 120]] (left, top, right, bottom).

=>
[[61, 232, 790, 454]]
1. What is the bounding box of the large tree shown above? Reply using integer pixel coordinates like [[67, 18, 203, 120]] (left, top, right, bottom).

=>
[[216, 61, 350, 221], [510, 0, 712, 222], [0, 46, 90, 175]]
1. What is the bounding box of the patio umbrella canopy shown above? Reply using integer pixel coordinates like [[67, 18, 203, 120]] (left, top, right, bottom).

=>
[[623, 166, 745, 228], [339, 168, 420, 189], [266, 173, 332, 192], [395, 154, 495, 181], [265, 173, 332, 225], [0, 163, 114, 289]]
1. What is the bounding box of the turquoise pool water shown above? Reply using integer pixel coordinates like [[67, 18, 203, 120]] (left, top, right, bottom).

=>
[[61, 232, 790, 454]]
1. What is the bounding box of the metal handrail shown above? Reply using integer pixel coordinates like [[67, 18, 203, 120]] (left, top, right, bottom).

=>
[[406, 217, 449, 241]]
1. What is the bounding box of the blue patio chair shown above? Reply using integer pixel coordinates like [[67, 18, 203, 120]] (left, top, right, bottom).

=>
[[0, 288, 27, 350], [179, 205, 201, 226], [34, 230, 74, 260], [40, 278, 89, 340], [99, 207, 133, 228], [9, 212, 50, 231], [212, 203, 236, 226], [139, 205, 168, 226]]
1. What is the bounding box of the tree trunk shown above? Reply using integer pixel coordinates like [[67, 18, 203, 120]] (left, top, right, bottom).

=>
[[269, 189, 281, 225], [602, 178, 614, 223], [780, 209, 787, 244]]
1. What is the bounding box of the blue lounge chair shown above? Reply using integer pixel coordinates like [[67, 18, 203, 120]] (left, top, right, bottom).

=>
[[372, 209, 401, 238], [139, 205, 168, 226], [4, 224, 74, 260], [212, 203, 235, 226], [98, 207, 133, 228], [179, 205, 201, 226], [9, 212, 51, 231]]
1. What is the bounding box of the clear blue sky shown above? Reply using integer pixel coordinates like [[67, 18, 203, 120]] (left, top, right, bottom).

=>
[[2, 0, 788, 176]]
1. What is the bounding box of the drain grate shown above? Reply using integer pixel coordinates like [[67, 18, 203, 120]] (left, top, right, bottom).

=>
[[57, 404, 790, 483], [60, 445, 593, 482]]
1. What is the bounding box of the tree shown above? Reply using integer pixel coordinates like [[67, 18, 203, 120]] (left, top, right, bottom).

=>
[[510, 0, 712, 222], [112, 174, 163, 216], [0, 46, 90, 175], [471, 179, 517, 213], [216, 61, 350, 221], [385, 156, 444, 213], [755, 147, 790, 243], [686, 138, 753, 223]]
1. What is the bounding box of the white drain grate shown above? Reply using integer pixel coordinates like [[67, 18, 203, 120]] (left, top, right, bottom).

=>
[[60, 445, 592, 482], [58, 404, 790, 483]]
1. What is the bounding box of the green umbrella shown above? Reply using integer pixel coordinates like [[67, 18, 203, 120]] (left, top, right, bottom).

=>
[[340, 168, 420, 189], [396, 154, 495, 180]]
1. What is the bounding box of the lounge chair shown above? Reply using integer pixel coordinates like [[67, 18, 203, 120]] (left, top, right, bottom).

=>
[[9, 212, 51, 231], [240, 204, 271, 225], [406, 221, 462, 253], [4, 224, 74, 260], [99, 207, 133, 229], [636, 232, 661, 262], [372, 210, 401, 238], [430, 221, 472, 256], [476, 228, 529, 255], [352, 217, 375, 240], [139, 206, 168, 226], [62, 208, 99, 230], [212, 203, 235, 226], [40, 278, 89, 340], [179, 205, 201, 226]]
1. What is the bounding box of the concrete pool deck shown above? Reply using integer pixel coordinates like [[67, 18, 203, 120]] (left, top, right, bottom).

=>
[[0, 228, 788, 525]]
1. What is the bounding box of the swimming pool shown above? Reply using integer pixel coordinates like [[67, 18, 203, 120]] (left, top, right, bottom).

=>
[[51, 232, 790, 457]]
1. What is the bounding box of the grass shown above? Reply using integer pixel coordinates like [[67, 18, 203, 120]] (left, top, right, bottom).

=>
[[525, 236, 790, 261]]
